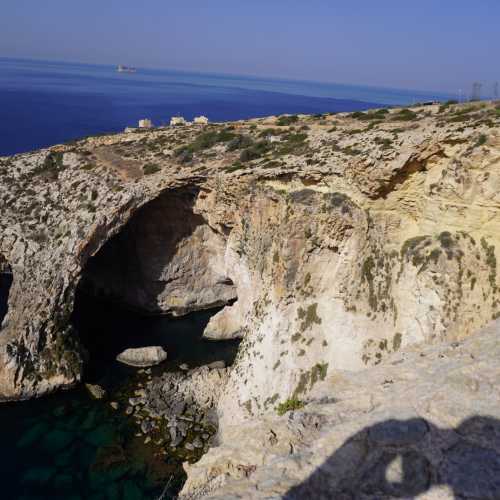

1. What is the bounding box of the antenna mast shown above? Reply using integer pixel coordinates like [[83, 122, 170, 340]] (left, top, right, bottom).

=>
[[471, 82, 482, 101]]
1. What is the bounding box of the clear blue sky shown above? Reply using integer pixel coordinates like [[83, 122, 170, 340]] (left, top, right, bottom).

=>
[[1, 1, 498, 93]]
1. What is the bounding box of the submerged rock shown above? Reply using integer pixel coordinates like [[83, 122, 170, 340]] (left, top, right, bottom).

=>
[[85, 383, 107, 400], [116, 347, 167, 367]]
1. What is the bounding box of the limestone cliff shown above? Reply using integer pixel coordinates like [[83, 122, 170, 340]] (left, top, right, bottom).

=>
[[0, 101, 499, 421], [180, 319, 500, 499]]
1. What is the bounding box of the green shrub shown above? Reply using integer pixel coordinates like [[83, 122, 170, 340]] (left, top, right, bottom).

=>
[[474, 134, 487, 148], [351, 109, 388, 121], [143, 163, 161, 175], [439, 100, 458, 112], [227, 135, 254, 151], [175, 128, 237, 158], [176, 149, 193, 164], [346, 128, 364, 135], [32, 151, 65, 181], [392, 109, 418, 121], [342, 146, 362, 156], [258, 128, 280, 138], [276, 115, 299, 126], [276, 397, 304, 416], [225, 161, 245, 172], [274, 133, 308, 156], [374, 137, 393, 150], [240, 140, 272, 162]]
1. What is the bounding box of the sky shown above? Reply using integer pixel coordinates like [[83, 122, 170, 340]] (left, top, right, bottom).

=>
[[1, 1, 499, 94]]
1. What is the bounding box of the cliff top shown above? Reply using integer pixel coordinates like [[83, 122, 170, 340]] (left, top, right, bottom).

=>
[[1, 100, 499, 249]]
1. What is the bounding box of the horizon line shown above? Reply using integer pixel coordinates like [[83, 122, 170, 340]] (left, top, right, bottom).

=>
[[0, 55, 460, 100]]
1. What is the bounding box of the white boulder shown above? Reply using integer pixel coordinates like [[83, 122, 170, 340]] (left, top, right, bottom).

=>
[[116, 346, 168, 367]]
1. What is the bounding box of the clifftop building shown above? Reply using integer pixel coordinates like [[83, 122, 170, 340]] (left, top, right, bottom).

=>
[[193, 115, 209, 125], [138, 119, 153, 129], [170, 116, 188, 126]]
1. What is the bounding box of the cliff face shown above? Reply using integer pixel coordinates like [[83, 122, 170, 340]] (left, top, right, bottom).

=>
[[0, 101, 499, 417], [179, 319, 500, 499]]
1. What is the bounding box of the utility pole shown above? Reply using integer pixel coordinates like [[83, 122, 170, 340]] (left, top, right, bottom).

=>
[[471, 82, 482, 101]]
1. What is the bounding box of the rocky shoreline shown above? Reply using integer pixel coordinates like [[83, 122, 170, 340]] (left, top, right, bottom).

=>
[[101, 362, 229, 468]]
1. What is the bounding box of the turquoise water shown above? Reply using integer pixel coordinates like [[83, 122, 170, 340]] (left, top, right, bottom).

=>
[[0, 57, 456, 156], [0, 282, 238, 499], [0, 388, 178, 500]]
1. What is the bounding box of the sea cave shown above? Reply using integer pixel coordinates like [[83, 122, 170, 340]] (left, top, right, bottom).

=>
[[71, 187, 240, 383]]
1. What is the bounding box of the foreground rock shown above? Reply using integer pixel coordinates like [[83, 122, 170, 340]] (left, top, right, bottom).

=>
[[116, 346, 167, 367], [180, 320, 500, 498]]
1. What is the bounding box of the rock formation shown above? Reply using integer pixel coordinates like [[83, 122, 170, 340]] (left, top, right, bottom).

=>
[[180, 319, 500, 498], [1, 101, 500, 494]]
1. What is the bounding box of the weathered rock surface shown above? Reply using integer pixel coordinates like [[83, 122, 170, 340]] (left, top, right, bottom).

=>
[[116, 346, 168, 367], [179, 319, 500, 498]]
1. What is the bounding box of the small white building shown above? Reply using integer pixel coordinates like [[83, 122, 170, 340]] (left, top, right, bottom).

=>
[[138, 118, 153, 129], [193, 115, 209, 125], [266, 134, 281, 143], [170, 116, 188, 126]]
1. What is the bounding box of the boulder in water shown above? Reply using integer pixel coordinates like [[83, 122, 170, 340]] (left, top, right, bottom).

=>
[[116, 346, 167, 367], [85, 383, 107, 400]]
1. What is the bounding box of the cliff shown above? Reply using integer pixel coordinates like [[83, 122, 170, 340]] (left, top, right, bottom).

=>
[[180, 319, 500, 498], [1, 101, 500, 494]]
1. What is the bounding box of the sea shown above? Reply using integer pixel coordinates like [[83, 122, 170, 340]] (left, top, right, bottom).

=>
[[0, 57, 456, 157], [0, 57, 457, 498]]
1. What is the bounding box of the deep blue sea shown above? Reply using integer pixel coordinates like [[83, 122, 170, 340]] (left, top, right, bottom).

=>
[[0, 58, 457, 498], [0, 58, 455, 156]]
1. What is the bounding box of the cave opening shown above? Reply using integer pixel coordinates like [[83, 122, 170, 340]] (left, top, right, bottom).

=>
[[71, 188, 240, 386], [0, 258, 12, 329]]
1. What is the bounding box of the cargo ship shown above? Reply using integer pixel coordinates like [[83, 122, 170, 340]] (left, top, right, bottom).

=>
[[117, 65, 137, 73]]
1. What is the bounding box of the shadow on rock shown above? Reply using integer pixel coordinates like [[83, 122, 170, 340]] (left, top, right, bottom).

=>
[[285, 416, 500, 499]]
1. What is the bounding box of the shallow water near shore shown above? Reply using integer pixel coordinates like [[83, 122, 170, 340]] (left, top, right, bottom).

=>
[[0, 288, 239, 499], [0, 388, 175, 499]]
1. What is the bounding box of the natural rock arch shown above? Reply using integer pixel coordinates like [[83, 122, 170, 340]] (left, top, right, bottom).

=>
[[76, 186, 236, 316], [72, 187, 237, 364]]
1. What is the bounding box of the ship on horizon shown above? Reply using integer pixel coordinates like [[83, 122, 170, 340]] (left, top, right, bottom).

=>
[[117, 64, 137, 73]]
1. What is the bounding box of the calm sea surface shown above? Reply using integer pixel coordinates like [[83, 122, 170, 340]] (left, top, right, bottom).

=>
[[0, 58, 455, 156], [0, 57, 456, 498]]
